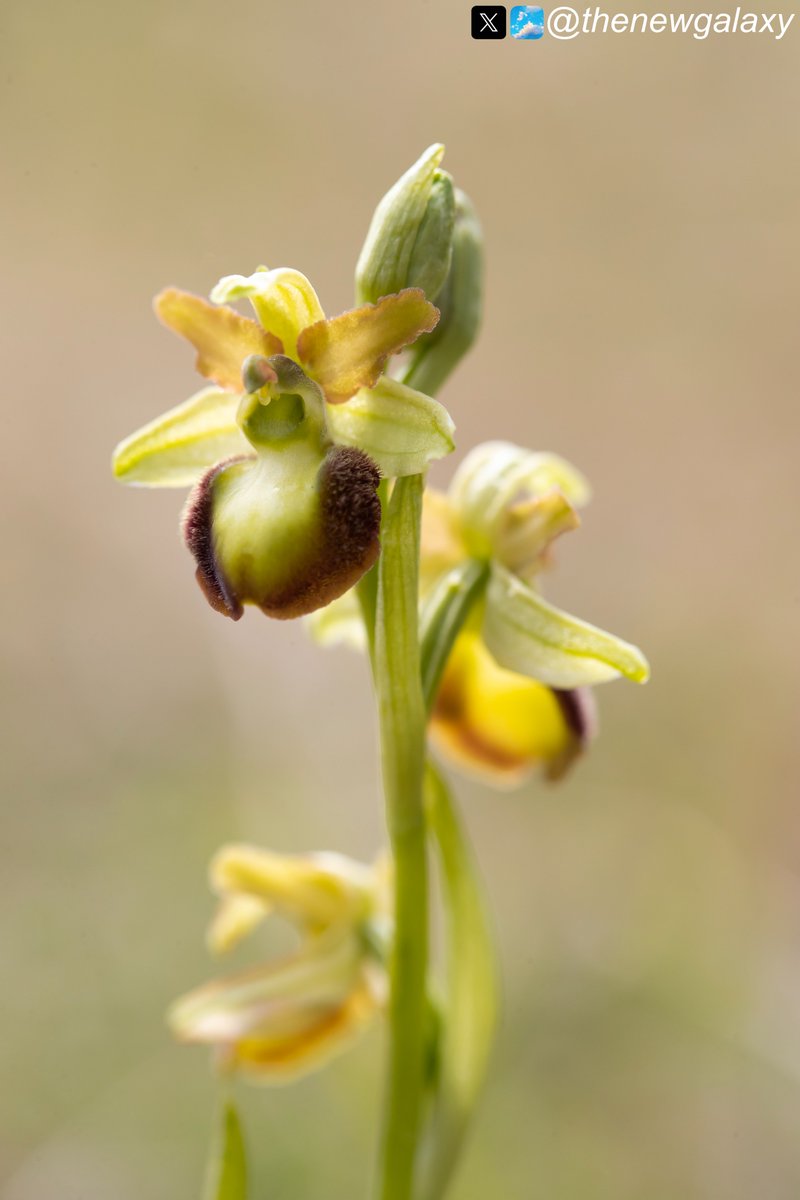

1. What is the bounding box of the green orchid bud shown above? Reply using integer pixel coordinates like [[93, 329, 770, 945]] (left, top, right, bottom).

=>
[[403, 188, 484, 397], [356, 144, 456, 305], [182, 359, 381, 620]]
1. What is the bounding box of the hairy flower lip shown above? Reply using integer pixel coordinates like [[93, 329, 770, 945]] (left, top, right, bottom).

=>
[[182, 446, 381, 621]]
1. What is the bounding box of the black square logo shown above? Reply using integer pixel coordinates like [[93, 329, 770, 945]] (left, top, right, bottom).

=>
[[472, 5, 507, 37]]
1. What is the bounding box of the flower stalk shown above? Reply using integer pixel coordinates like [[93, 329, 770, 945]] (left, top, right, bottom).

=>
[[373, 473, 429, 1200]]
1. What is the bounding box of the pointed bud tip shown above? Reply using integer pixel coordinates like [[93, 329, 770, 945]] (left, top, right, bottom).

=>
[[356, 145, 456, 305]]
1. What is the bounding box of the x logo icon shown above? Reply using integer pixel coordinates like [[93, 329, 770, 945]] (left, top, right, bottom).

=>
[[471, 5, 507, 37]]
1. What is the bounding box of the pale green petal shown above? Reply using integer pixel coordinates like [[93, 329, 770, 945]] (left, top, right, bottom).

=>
[[210, 268, 325, 360], [449, 441, 591, 556], [112, 387, 250, 487], [305, 588, 367, 651], [483, 564, 650, 688], [326, 377, 455, 477]]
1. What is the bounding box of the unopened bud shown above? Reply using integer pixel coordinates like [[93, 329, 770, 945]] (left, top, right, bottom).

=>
[[402, 189, 484, 397], [356, 144, 455, 305]]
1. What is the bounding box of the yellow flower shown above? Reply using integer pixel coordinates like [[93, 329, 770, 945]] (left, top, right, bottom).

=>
[[310, 441, 648, 785], [421, 442, 646, 783], [112, 268, 455, 619], [169, 844, 390, 1084]]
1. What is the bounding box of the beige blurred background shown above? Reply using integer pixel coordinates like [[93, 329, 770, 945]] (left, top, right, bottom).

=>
[[2, 0, 799, 1196]]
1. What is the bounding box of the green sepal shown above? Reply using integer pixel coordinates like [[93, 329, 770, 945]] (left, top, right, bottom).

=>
[[483, 563, 651, 688], [325, 376, 455, 477], [111, 387, 249, 487]]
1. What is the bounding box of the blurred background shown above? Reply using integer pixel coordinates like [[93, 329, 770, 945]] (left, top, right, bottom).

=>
[[2, 0, 799, 1196]]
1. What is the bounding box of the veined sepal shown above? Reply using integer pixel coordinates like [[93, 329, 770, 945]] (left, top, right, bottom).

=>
[[325, 376, 455, 477], [111, 387, 249, 487], [483, 563, 650, 689]]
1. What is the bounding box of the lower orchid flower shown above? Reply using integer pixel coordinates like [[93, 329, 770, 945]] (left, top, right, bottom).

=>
[[169, 844, 391, 1083]]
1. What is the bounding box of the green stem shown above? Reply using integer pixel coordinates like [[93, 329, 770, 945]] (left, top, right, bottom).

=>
[[356, 479, 390, 667], [374, 474, 428, 1200]]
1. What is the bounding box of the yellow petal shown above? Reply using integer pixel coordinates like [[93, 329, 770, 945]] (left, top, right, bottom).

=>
[[207, 893, 272, 956], [430, 632, 585, 786], [232, 972, 379, 1084], [210, 844, 373, 932], [154, 288, 283, 391], [210, 268, 325, 361], [296, 289, 439, 404]]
